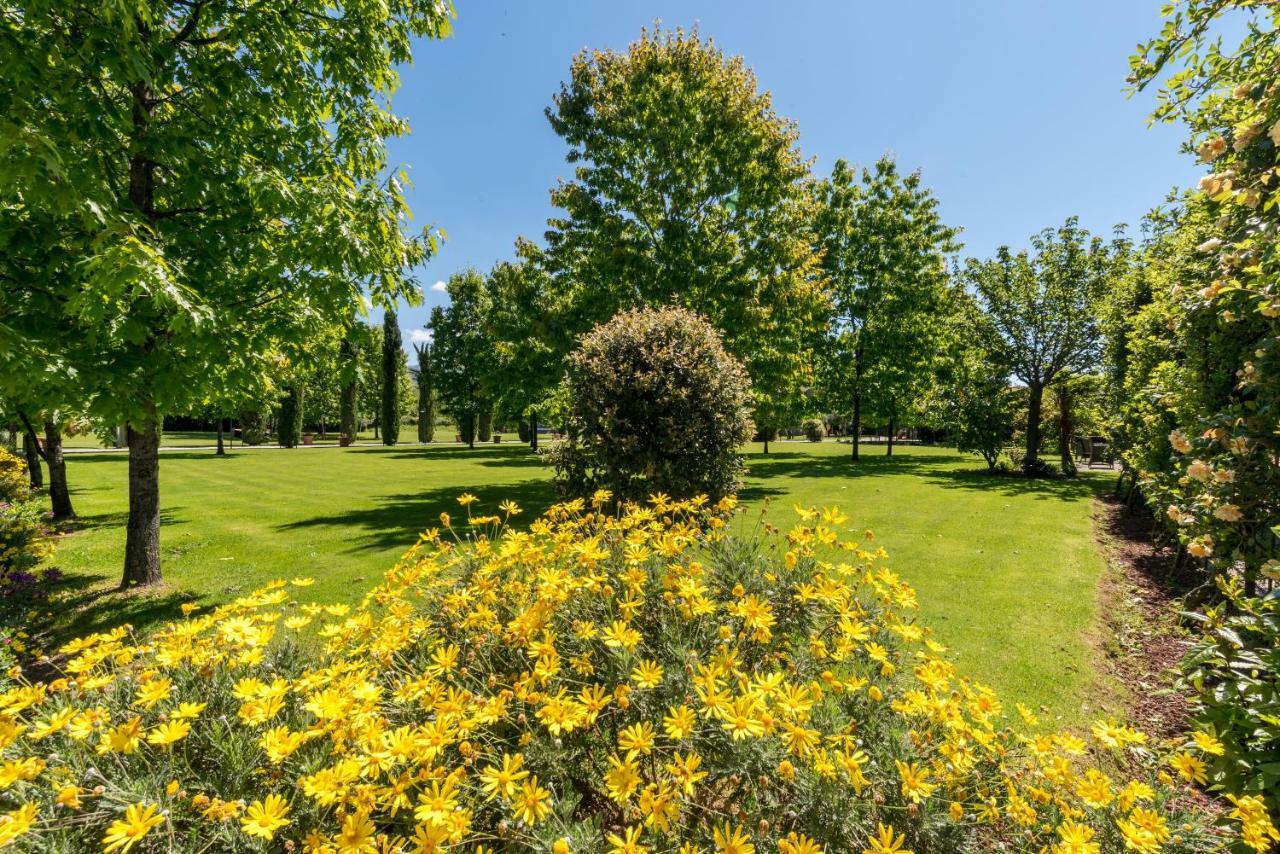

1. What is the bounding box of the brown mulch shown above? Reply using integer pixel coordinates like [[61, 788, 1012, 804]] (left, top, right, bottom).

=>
[[1090, 493, 1195, 741]]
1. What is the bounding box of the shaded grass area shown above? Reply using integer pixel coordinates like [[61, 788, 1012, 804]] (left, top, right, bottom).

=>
[[47, 441, 1109, 725]]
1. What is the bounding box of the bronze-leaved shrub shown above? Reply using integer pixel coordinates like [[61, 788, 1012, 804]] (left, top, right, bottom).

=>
[[0, 493, 1271, 852], [548, 306, 754, 502]]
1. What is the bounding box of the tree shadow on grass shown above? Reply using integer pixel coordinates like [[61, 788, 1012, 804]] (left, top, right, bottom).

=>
[[737, 484, 788, 503], [66, 450, 232, 465], [382, 450, 546, 469], [335, 443, 547, 469], [743, 449, 965, 481], [921, 467, 1110, 502], [60, 508, 185, 535], [18, 569, 204, 665], [276, 478, 559, 554]]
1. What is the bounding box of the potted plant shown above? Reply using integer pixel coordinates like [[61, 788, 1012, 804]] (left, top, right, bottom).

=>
[[302, 433, 315, 446], [339, 434, 353, 447]]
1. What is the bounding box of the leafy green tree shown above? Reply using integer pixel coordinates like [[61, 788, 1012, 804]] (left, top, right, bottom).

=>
[[524, 27, 828, 436], [413, 340, 435, 443], [964, 219, 1117, 475], [296, 325, 344, 438], [430, 270, 499, 450], [381, 309, 403, 446], [0, 1, 452, 586], [813, 157, 960, 460], [942, 352, 1018, 472], [486, 259, 560, 449]]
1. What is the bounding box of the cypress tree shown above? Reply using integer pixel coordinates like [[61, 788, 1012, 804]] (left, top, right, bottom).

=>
[[339, 333, 359, 441], [381, 309, 401, 446], [278, 385, 303, 448], [477, 403, 492, 443], [414, 341, 435, 443]]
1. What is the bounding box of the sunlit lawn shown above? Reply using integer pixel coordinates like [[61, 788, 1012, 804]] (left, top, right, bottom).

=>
[[50, 441, 1110, 725], [60, 427, 463, 449]]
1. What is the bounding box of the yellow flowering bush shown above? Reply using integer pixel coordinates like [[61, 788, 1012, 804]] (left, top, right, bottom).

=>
[[0, 447, 55, 582], [0, 493, 1269, 852]]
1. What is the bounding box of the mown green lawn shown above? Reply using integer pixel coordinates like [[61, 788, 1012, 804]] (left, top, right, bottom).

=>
[[49, 441, 1110, 726], [60, 426, 463, 449]]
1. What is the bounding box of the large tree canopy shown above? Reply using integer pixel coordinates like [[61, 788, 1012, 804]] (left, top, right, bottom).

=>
[[813, 157, 960, 458], [430, 269, 499, 450], [525, 26, 829, 429], [0, 0, 453, 585], [965, 218, 1120, 473]]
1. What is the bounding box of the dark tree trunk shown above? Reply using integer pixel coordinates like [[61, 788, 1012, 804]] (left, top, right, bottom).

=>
[[530, 410, 538, 451], [763, 434, 769, 454], [1057, 385, 1075, 476], [886, 413, 896, 457], [43, 420, 74, 520], [478, 406, 492, 443], [1025, 382, 1044, 474], [122, 408, 162, 588], [22, 429, 43, 488], [215, 418, 225, 456]]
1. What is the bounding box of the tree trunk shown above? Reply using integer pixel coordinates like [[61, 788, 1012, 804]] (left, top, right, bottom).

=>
[[216, 418, 226, 456], [1025, 383, 1044, 474], [478, 406, 492, 443], [763, 434, 769, 454], [886, 413, 896, 457], [1057, 385, 1075, 476], [22, 429, 43, 488], [530, 410, 538, 451], [122, 407, 162, 588], [43, 420, 74, 520]]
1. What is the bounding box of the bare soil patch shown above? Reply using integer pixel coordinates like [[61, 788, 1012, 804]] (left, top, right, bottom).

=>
[[1090, 493, 1194, 740]]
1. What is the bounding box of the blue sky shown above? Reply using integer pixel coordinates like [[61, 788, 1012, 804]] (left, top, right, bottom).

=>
[[385, 1, 1200, 358]]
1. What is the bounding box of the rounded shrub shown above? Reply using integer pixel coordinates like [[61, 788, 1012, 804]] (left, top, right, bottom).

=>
[[0, 448, 55, 581], [2, 495, 1254, 852], [549, 306, 753, 501], [753, 425, 778, 443], [802, 417, 824, 442]]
